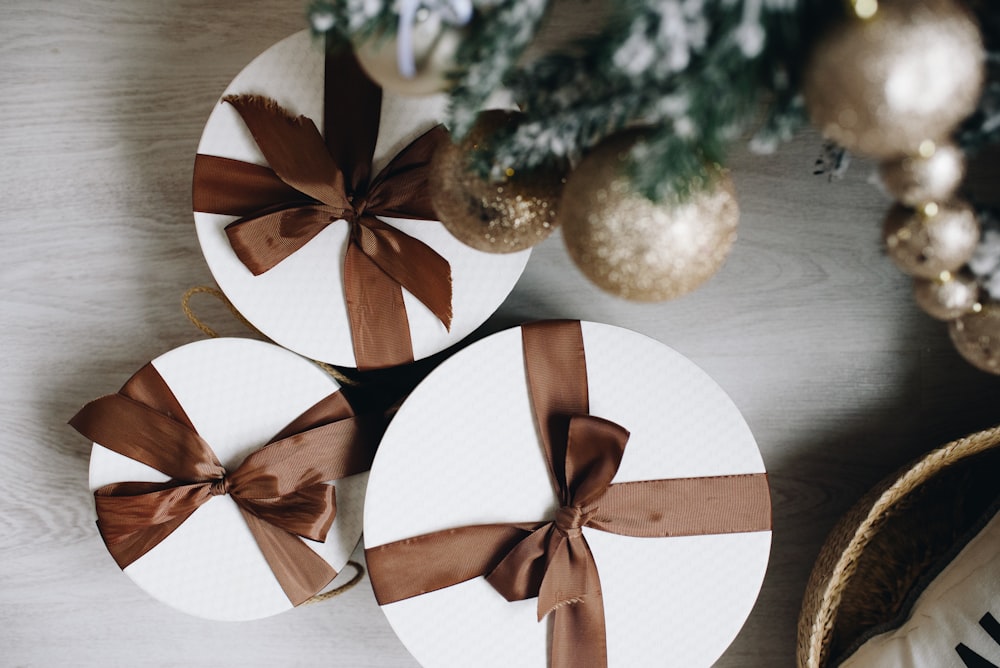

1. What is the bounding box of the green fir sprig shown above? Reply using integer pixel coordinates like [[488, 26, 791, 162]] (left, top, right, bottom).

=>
[[448, 0, 552, 136], [486, 0, 809, 201], [307, 0, 814, 202]]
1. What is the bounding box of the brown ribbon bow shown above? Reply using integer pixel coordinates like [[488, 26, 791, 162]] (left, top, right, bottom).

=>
[[70, 362, 384, 606], [366, 320, 772, 668], [192, 49, 451, 370]]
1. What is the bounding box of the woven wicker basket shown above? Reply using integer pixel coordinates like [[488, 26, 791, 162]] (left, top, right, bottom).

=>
[[797, 424, 1000, 668]]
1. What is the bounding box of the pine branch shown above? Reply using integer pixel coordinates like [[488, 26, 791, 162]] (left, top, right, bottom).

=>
[[448, 0, 552, 137], [306, 0, 823, 201], [478, 0, 798, 200]]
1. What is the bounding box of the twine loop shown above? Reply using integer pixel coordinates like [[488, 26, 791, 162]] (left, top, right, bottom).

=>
[[181, 285, 356, 387]]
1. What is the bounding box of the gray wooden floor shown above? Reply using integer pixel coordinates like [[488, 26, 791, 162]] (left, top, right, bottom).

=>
[[4, 2, 1000, 666]]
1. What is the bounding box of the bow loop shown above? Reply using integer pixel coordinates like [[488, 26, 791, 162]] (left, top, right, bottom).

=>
[[94, 481, 214, 542], [364, 125, 449, 222], [69, 393, 223, 483], [92, 480, 217, 570], [235, 483, 338, 543], [485, 522, 601, 624], [230, 413, 382, 499], [486, 525, 552, 606], [225, 204, 348, 276], [222, 94, 348, 209], [562, 415, 629, 508]]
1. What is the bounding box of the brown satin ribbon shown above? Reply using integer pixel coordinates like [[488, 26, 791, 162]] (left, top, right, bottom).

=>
[[192, 49, 452, 370], [69, 363, 383, 606], [365, 320, 772, 668]]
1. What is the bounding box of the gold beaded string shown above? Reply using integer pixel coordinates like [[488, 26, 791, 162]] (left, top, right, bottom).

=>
[[828, 0, 996, 371], [877, 138, 997, 371]]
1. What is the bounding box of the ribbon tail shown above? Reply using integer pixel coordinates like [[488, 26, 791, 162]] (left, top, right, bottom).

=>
[[240, 507, 337, 606], [223, 95, 349, 209], [551, 587, 608, 668], [537, 535, 607, 668], [356, 216, 453, 330], [225, 204, 342, 275], [536, 533, 602, 617], [343, 240, 414, 370]]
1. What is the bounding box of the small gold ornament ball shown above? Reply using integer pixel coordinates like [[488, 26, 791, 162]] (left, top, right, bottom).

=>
[[882, 201, 979, 279], [803, 0, 984, 159], [913, 272, 979, 320], [949, 303, 1000, 374], [354, 15, 465, 96], [429, 110, 563, 253], [879, 142, 966, 207], [559, 132, 739, 302]]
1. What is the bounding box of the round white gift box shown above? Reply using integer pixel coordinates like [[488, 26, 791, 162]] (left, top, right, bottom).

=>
[[193, 31, 529, 368], [87, 337, 367, 620], [364, 321, 772, 667]]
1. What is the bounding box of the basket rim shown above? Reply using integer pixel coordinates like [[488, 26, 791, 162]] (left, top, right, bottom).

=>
[[797, 424, 1000, 668]]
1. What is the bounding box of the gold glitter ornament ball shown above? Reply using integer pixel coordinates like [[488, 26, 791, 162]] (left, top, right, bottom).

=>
[[950, 304, 1000, 374], [429, 110, 564, 253], [882, 202, 979, 279], [803, 0, 984, 159], [559, 132, 739, 302], [879, 142, 966, 207], [913, 272, 979, 320], [354, 14, 465, 96]]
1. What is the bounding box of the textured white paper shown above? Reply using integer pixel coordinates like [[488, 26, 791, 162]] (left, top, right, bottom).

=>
[[194, 31, 529, 367], [365, 321, 771, 667], [88, 338, 367, 621]]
